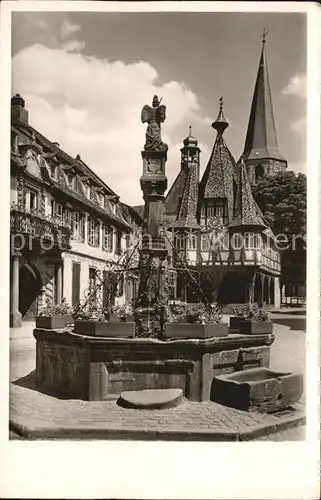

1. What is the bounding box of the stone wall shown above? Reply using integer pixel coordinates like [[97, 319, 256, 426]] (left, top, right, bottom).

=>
[[34, 329, 275, 402]]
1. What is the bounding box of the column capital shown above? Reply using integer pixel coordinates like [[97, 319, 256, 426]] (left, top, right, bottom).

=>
[[12, 250, 22, 259]]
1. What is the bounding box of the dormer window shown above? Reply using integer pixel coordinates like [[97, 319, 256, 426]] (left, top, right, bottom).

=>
[[66, 173, 74, 189], [50, 164, 56, 179], [99, 193, 105, 207]]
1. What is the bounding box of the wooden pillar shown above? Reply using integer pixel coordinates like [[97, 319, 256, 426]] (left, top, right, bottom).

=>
[[10, 252, 22, 327]]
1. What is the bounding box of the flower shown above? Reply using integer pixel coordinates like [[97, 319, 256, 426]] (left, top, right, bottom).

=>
[[38, 297, 72, 316]]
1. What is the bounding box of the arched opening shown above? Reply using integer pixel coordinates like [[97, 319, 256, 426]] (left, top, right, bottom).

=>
[[19, 263, 42, 320], [254, 273, 263, 307]]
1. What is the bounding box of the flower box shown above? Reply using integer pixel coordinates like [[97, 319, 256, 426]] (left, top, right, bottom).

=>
[[229, 317, 273, 335], [164, 322, 228, 339], [35, 314, 73, 330], [74, 320, 135, 338]]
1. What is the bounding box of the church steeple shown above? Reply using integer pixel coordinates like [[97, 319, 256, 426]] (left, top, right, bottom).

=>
[[243, 30, 287, 183]]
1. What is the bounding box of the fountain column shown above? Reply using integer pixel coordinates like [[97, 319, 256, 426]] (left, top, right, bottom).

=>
[[135, 95, 169, 337]]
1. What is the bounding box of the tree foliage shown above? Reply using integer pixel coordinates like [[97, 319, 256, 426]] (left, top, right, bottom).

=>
[[252, 171, 307, 287], [252, 171, 306, 238]]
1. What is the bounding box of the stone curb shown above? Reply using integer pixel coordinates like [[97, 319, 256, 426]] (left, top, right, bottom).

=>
[[9, 411, 306, 441]]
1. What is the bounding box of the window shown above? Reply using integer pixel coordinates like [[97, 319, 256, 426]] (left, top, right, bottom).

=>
[[201, 234, 210, 251], [83, 182, 90, 198], [188, 234, 197, 250], [28, 189, 38, 210], [72, 212, 80, 240], [116, 230, 122, 254], [254, 234, 261, 249], [66, 173, 74, 189], [88, 218, 100, 246], [64, 209, 71, 227], [110, 201, 116, 215], [215, 205, 224, 217], [99, 193, 105, 207], [174, 234, 185, 250], [56, 203, 63, 218], [103, 225, 113, 252], [207, 206, 215, 218], [50, 165, 56, 179], [232, 233, 243, 250]]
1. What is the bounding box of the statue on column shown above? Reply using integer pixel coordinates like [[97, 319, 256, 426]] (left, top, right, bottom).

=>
[[141, 95, 168, 151]]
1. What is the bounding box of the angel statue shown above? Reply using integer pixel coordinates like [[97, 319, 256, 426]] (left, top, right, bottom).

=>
[[141, 95, 168, 151]]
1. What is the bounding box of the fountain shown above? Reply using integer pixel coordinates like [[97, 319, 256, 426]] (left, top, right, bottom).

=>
[[33, 95, 278, 402]]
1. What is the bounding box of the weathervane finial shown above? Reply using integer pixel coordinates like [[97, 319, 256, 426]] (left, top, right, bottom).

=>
[[261, 27, 268, 44], [189, 125, 192, 136], [219, 96, 224, 111]]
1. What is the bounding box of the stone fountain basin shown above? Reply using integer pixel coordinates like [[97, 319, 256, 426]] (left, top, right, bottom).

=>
[[211, 367, 303, 413]]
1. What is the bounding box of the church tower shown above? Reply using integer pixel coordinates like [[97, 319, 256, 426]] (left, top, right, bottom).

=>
[[243, 30, 287, 183]]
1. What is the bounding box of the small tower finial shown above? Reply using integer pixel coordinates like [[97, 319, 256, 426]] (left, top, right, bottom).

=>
[[212, 96, 228, 135], [189, 125, 192, 136], [261, 27, 268, 44]]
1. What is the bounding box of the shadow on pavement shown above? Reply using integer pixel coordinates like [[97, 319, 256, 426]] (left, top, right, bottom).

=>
[[11, 370, 71, 400], [272, 318, 306, 331]]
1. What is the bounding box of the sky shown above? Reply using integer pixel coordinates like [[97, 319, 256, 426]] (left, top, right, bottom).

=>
[[11, 11, 306, 206]]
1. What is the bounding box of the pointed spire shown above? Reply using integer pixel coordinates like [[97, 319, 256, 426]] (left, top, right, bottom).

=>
[[229, 158, 266, 230], [243, 32, 286, 163], [173, 161, 199, 229], [212, 97, 229, 135]]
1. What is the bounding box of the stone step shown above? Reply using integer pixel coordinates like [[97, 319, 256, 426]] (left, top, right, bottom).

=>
[[118, 388, 183, 409]]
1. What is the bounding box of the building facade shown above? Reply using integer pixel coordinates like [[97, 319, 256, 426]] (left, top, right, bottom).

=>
[[10, 94, 142, 327], [10, 37, 292, 326]]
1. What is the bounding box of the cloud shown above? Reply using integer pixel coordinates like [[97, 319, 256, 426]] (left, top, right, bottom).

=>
[[12, 44, 211, 206], [290, 115, 306, 134], [62, 40, 85, 53], [282, 73, 306, 99], [60, 20, 81, 40]]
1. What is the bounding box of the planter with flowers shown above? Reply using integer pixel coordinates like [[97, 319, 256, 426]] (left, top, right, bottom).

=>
[[164, 302, 228, 339], [229, 304, 273, 335], [36, 298, 73, 329], [73, 304, 135, 337]]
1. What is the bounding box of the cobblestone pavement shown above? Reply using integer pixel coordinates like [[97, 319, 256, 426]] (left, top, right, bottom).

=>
[[9, 319, 306, 441]]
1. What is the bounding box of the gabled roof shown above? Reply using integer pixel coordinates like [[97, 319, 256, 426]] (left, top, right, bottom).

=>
[[11, 116, 130, 230], [229, 158, 266, 230], [172, 162, 199, 229], [243, 39, 286, 163], [12, 120, 119, 197]]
